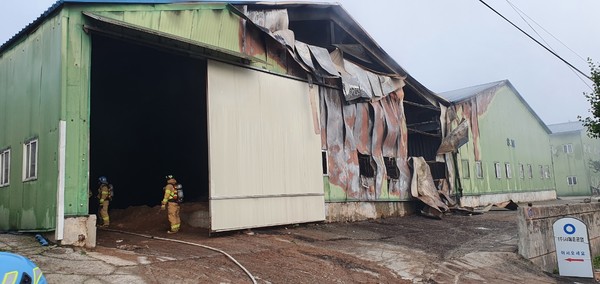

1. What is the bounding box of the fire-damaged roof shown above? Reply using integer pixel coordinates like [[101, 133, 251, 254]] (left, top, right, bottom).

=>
[[440, 79, 551, 134], [1, 0, 447, 106]]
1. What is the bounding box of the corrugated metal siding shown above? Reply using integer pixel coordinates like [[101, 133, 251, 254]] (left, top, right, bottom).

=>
[[207, 60, 324, 232], [0, 15, 63, 231], [92, 7, 242, 59]]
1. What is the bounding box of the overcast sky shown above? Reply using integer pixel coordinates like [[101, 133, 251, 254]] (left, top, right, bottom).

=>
[[1, 0, 599, 125]]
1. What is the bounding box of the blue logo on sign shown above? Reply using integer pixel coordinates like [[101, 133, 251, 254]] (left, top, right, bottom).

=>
[[564, 224, 576, 235]]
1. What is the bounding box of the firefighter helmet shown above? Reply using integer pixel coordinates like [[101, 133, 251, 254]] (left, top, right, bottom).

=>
[[0, 252, 47, 284], [99, 176, 108, 184]]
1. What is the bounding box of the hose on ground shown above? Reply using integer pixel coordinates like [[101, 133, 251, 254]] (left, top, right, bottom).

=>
[[100, 228, 257, 284]]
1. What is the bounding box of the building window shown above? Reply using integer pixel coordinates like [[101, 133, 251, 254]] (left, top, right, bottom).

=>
[[322, 150, 328, 176], [384, 157, 399, 179], [0, 149, 10, 187], [505, 163, 512, 179], [567, 176, 577, 185], [539, 165, 544, 179], [519, 163, 525, 179], [358, 153, 375, 178], [528, 164, 533, 179], [23, 139, 38, 181], [475, 161, 483, 179], [544, 165, 550, 179], [494, 162, 502, 179], [563, 144, 573, 153], [461, 159, 470, 179]]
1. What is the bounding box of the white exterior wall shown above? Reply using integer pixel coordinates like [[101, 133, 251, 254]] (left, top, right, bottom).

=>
[[207, 60, 325, 232]]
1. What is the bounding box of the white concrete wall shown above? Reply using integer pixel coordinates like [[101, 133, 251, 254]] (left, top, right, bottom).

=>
[[61, 215, 96, 248]]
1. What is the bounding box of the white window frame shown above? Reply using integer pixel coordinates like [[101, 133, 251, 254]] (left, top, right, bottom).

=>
[[528, 164, 533, 179], [539, 165, 544, 179], [23, 139, 38, 181], [475, 161, 483, 179], [0, 149, 10, 187], [519, 163, 525, 179], [544, 165, 550, 179], [505, 163, 512, 179], [494, 162, 502, 179], [563, 144, 573, 154], [567, 176, 577, 185], [461, 159, 470, 179], [322, 150, 328, 176]]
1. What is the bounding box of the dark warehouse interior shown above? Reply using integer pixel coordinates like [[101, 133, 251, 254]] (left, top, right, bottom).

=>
[[89, 35, 209, 212]]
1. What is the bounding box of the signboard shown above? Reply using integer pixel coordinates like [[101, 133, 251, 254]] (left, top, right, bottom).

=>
[[552, 217, 593, 278]]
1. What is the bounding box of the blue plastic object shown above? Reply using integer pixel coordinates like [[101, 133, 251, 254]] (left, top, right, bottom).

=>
[[0, 252, 47, 284], [35, 234, 48, 246]]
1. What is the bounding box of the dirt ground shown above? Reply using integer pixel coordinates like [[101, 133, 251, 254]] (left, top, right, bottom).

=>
[[85, 203, 597, 283]]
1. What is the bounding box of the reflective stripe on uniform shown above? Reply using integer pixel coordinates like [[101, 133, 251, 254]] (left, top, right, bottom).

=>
[[32, 267, 43, 284], [2, 271, 18, 284], [171, 223, 180, 230]]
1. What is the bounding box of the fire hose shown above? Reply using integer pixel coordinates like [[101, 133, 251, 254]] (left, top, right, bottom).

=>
[[100, 228, 257, 284]]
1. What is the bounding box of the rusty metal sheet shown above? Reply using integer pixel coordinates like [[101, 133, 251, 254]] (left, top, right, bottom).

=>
[[410, 157, 449, 213], [246, 9, 289, 33], [361, 176, 376, 200], [342, 103, 361, 199], [308, 44, 339, 77], [343, 60, 372, 101], [370, 101, 385, 198], [381, 96, 399, 157], [367, 72, 384, 98], [294, 41, 315, 71], [391, 90, 410, 197], [353, 103, 372, 155], [437, 119, 468, 154], [324, 87, 349, 197], [379, 75, 396, 96], [273, 29, 295, 49]]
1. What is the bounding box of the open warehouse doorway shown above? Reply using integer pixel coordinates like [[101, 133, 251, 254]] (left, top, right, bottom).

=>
[[89, 35, 209, 213]]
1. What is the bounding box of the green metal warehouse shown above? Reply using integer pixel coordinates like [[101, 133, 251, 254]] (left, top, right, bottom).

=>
[[440, 80, 556, 207], [548, 121, 600, 197], [0, 0, 449, 244]]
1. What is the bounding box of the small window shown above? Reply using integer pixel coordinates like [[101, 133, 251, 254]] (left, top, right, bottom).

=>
[[519, 163, 525, 179], [0, 149, 10, 187], [358, 153, 375, 178], [494, 162, 502, 179], [567, 176, 577, 185], [505, 163, 512, 179], [539, 165, 544, 179], [475, 161, 483, 179], [23, 139, 38, 181], [528, 164, 533, 179], [563, 144, 573, 153], [322, 150, 328, 176], [384, 157, 399, 179], [544, 165, 550, 179], [461, 159, 470, 179]]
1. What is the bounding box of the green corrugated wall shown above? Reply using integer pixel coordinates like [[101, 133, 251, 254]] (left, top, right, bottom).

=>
[[0, 15, 63, 231]]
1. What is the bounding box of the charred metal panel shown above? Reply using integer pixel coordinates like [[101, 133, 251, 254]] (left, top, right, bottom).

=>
[[342, 103, 361, 199], [354, 103, 372, 155], [324, 87, 349, 199]]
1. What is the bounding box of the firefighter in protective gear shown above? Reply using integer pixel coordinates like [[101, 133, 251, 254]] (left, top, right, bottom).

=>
[[161, 175, 181, 234], [97, 176, 112, 227]]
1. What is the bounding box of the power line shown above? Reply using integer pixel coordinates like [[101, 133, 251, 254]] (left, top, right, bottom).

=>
[[504, 0, 592, 90], [505, 0, 588, 64], [478, 0, 592, 81]]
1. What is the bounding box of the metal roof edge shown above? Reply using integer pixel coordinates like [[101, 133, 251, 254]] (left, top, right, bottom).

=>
[[502, 80, 552, 134]]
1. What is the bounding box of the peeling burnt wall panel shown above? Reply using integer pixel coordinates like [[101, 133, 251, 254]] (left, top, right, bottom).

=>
[[343, 103, 361, 199], [371, 101, 386, 199], [324, 87, 350, 200], [354, 103, 372, 155]]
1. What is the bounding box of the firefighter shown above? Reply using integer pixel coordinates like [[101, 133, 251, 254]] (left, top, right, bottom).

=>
[[161, 175, 181, 234], [97, 176, 113, 227]]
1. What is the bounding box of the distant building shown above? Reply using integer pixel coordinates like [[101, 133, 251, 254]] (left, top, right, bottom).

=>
[[440, 80, 556, 207], [548, 122, 600, 196]]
